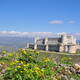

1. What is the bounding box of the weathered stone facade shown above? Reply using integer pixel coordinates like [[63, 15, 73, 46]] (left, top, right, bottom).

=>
[[28, 34, 78, 53]]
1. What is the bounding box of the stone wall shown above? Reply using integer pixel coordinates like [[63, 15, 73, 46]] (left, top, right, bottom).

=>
[[28, 44, 34, 49], [37, 45, 46, 50], [48, 45, 59, 52], [68, 45, 76, 53]]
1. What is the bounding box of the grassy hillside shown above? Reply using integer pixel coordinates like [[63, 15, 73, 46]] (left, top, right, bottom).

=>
[[0, 49, 80, 80], [38, 50, 80, 64]]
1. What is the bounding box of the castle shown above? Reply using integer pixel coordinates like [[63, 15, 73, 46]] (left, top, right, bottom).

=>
[[27, 34, 78, 53]]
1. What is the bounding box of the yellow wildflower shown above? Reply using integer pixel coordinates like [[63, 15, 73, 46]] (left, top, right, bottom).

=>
[[1, 62, 4, 64], [29, 56, 32, 58], [30, 50, 34, 53], [15, 60, 19, 63], [2, 50, 7, 54], [21, 48, 27, 54], [35, 67, 40, 71], [12, 62, 15, 65], [17, 65, 21, 68], [29, 56, 33, 59], [21, 61, 23, 64], [36, 51, 40, 55], [41, 69, 44, 73], [26, 63, 30, 67], [23, 64, 26, 67], [44, 58, 50, 62], [22, 51, 26, 54], [24, 68, 27, 72], [30, 69, 34, 72], [20, 71, 23, 73], [69, 57, 72, 60], [9, 54, 13, 57]]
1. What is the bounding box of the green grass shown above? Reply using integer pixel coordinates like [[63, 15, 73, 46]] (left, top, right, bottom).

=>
[[0, 49, 80, 80], [36, 50, 80, 64]]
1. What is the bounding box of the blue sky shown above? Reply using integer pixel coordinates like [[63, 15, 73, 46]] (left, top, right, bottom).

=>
[[0, 0, 80, 33]]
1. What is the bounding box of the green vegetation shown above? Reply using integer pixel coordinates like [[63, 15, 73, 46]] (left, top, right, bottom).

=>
[[0, 49, 80, 80]]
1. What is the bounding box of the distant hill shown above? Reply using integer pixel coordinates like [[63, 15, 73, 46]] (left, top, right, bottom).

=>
[[0, 35, 80, 49], [0, 36, 34, 51]]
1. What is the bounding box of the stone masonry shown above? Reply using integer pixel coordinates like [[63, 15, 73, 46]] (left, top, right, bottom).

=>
[[28, 34, 78, 53]]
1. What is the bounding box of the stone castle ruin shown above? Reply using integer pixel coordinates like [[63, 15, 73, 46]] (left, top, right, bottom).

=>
[[28, 34, 79, 53]]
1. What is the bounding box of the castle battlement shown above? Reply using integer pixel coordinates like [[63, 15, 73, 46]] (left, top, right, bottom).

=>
[[28, 34, 78, 53]]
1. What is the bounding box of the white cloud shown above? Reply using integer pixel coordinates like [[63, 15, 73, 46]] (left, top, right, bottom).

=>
[[0, 31, 57, 37], [0, 31, 79, 40], [49, 20, 63, 24], [57, 32, 67, 35], [68, 21, 76, 24]]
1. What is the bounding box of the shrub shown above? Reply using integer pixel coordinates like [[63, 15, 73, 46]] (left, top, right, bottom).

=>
[[1, 49, 80, 80], [3, 49, 58, 80]]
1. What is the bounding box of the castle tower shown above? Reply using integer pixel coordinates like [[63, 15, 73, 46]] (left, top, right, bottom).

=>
[[34, 37, 39, 49], [45, 37, 48, 51], [60, 34, 77, 53], [61, 34, 67, 45]]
